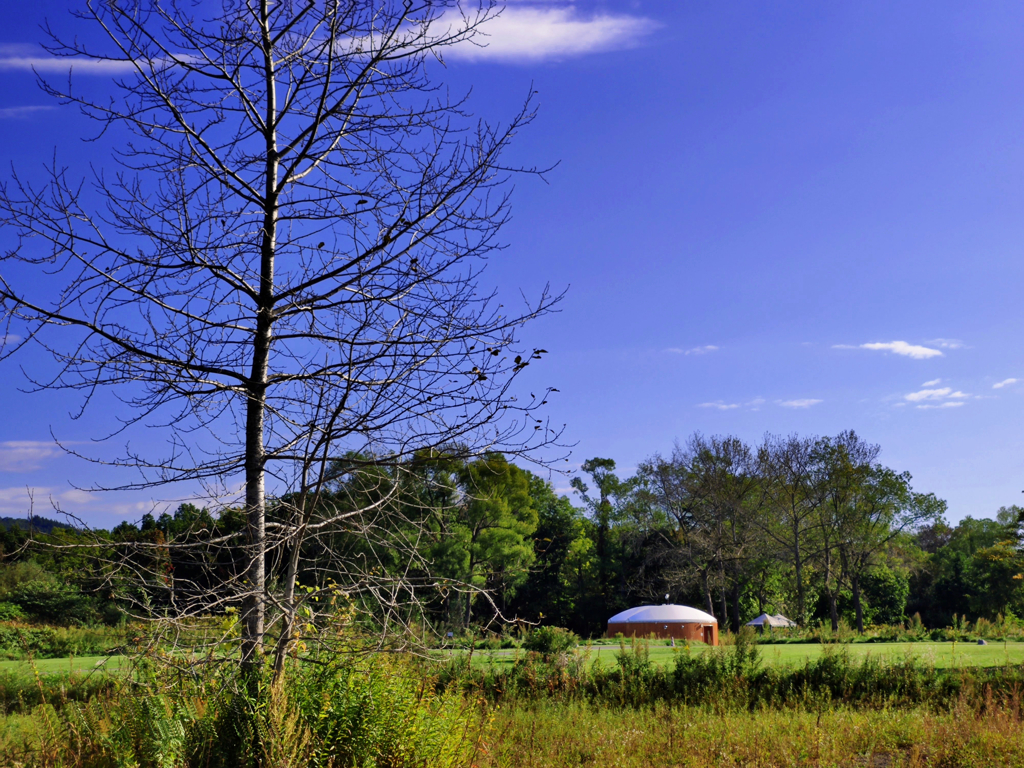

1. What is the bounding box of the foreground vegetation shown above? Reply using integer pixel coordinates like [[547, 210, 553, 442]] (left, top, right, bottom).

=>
[[479, 699, 1024, 768], [0, 634, 1021, 766], [0, 653, 480, 767]]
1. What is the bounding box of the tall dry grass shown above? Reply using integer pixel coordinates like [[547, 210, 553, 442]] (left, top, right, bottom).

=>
[[476, 691, 1024, 768]]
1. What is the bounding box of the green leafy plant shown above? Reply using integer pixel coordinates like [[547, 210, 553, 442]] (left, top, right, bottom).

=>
[[523, 626, 579, 658]]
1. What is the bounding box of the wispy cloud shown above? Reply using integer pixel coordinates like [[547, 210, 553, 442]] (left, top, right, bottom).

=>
[[0, 441, 62, 473], [0, 106, 54, 119], [0, 486, 78, 517], [993, 378, 1018, 389], [447, 6, 659, 62], [840, 341, 944, 359], [3, 9, 660, 73], [698, 401, 740, 410], [2, 7, 657, 73], [904, 387, 968, 402], [698, 397, 763, 411], [0, 54, 136, 74], [667, 344, 718, 355], [903, 386, 970, 409], [0, 485, 158, 520], [779, 399, 822, 408], [922, 379, 942, 387], [928, 338, 965, 350]]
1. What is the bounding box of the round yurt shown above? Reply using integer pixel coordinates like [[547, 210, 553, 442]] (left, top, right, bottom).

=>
[[606, 604, 719, 645], [745, 613, 797, 632]]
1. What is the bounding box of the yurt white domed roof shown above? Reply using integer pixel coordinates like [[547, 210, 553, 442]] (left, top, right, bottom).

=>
[[607, 604, 717, 624]]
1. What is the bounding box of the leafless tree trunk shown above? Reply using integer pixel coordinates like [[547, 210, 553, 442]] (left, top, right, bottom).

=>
[[0, 0, 561, 668]]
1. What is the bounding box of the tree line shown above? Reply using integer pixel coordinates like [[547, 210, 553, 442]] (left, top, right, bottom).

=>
[[2, 430, 1021, 639]]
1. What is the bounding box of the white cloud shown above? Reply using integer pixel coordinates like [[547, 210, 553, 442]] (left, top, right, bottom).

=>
[[687, 345, 718, 355], [698, 397, 764, 411], [779, 399, 822, 408], [922, 379, 942, 387], [0, 106, 54, 119], [0, 485, 153, 520], [0, 486, 65, 517], [0, 9, 660, 75], [904, 387, 968, 402], [928, 338, 965, 349], [855, 341, 943, 359], [0, 441, 63, 472], [902, 386, 970, 410], [0, 55, 137, 74], [0, 44, 188, 76], [993, 378, 1018, 389], [446, 6, 659, 62], [0, 488, 38, 517], [697, 401, 740, 410], [668, 345, 719, 355]]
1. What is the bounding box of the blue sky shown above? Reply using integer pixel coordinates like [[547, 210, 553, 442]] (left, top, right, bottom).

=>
[[1, 1, 1024, 525]]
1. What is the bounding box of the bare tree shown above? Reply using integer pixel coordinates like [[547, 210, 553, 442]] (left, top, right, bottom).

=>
[[0, 0, 561, 668]]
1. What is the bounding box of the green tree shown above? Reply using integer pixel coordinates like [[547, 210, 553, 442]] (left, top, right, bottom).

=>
[[964, 510, 1024, 620], [445, 455, 538, 626], [860, 564, 911, 626], [571, 459, 626, 611], [508, 476, 596, 633], [758, 435, 824, 625]]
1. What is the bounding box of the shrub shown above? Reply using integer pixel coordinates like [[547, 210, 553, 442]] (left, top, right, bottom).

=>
[[17, 654, 482, 768], [0, 561, 55, 596], [0, 666, 116, 716], [0, 624, 121, 659], [0, 603, 26, 622], [523, 626, 579, 658], [7, 581, 101, 626], [478, 634, 502, 651]]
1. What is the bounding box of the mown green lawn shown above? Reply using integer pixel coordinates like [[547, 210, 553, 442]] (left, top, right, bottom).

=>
[[0, 655, 123, 677], [753, 641, 1024, 669], [6, 640, 1023, 679], [468, 640, 1024, 671]]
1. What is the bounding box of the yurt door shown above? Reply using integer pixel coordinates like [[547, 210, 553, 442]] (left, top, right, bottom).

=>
[[703, 626, 713, 645]]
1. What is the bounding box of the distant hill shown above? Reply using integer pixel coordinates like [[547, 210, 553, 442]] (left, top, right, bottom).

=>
[[0, 517, 72, 535]]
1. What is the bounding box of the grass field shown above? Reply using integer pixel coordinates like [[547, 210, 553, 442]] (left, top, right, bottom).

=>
[[0, 646, 1022, 766], [475, 699, 1024, 768], [4, 640, 1022, 680], [0, 656, 123, 677], [468, 640, 1024, 671]]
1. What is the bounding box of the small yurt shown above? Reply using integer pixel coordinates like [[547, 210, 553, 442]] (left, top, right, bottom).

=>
[[606, 604, 718, 645], [745, 613, 797, 632]]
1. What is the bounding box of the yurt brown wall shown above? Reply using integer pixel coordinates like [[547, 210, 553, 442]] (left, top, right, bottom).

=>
[[606, 621, 718, 645]]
